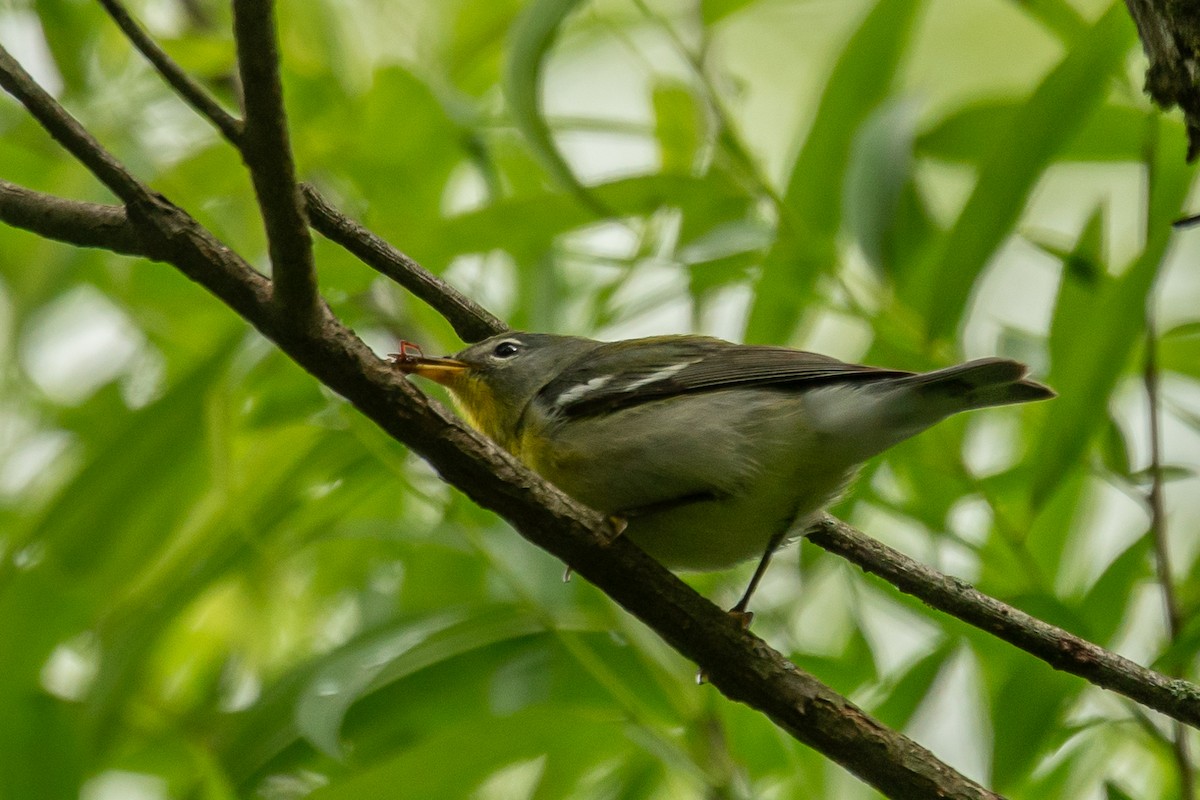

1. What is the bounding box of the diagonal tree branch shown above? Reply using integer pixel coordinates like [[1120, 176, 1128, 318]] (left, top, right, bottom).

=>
[[805, 515, 1200, 728], [231, 0, 319, 327], [0, 49, 152, 206], [300, 184, 508, 341], [0, 44, 998, 800]]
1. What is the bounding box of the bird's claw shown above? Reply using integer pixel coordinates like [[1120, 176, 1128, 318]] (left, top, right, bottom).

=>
[[601, 515, 627, 545], [727, 608, 755, 629]]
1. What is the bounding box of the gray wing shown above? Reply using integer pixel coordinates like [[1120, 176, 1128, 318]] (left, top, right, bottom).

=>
[[538, 336, 912, 418]]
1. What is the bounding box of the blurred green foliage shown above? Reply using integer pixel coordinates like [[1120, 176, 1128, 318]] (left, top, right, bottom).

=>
[[1, 0, 1199, 797]]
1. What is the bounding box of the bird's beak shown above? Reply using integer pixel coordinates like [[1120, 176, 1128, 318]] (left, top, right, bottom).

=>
[[392, 354, 470, 386]]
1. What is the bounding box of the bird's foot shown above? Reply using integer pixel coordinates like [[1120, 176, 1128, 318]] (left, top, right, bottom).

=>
[[727, 608, 755, 629], [600, 515, 628, 545]]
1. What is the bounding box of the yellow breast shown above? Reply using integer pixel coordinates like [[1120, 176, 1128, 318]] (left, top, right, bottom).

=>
[[447, 374, 518, 452]]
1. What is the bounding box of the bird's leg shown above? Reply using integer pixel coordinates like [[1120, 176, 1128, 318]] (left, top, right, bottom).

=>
[[727, 531, 786, 628], [697, 532, 788, 684], [696, 534, 786, 684]]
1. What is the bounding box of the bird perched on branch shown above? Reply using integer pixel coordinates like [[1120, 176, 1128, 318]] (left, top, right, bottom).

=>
[[394, 331, 1053, 619]]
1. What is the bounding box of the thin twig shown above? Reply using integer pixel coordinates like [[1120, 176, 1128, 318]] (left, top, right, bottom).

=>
[[231, 0, 319, 327], [0, 47, 151, 205], [629, 0, 790, 219], [0, 43, 273, 321], [301, 185, 507, 342], [1145, 305, 1183, 636], [96, 0, 504, 341], [804, 515, 1200, 729], [95, 0, 243, 143], [1146, 307, 1195, 798]]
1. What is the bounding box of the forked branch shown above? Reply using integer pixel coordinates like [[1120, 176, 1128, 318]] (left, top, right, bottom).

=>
[[231, 0, 319, 326]]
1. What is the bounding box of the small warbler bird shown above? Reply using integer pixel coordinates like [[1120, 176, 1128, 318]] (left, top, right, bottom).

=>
[[395, 332, 1053, 616]]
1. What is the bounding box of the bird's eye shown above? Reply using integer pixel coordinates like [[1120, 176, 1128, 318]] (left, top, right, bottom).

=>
[[492, 341, 520, 359]]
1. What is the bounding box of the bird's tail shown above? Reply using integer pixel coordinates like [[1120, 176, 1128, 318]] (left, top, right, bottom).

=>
[[804, 358, 1053, 463], [899, 358, 1055, 412]]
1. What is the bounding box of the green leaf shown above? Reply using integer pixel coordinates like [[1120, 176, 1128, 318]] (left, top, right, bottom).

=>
[[85, 432, 385, 750], [1160, 321, 1200, 379], [439, 172, 743, 261], [700, 0, 760, 25], [982, 654, 1078, 791], [504, 0, 608, 215], [1155, 605, 1200, 675], [11, 349, 226, 582], [1105, 781, 1138, 800], [910, 4, 1134, 341], [155, 34, 238, 79], [778, 0, 921, 241], [308, 707, 628, 800], [444, 0, 525, 95], [1099, 415, 1133, 478], [340, 67, 467, 250], [652, 82, 703, 175], [1078, 535, 1151, 643], [297, 609, 490, 756], [871, 641, 956, 729], [0, 579, 88, 798], [918, 102, 1152, 164], [789, 627, 878, 697], [0, 349, 230, 793], [1030, 116, 1192, 508], [1016, 0, 1089, 43], [843, 98, 921, 275], [1126, 464, 1195, 485], [680, 214, 773, 302], [34, 0, 104, 95], [745, 0, 921, 343]]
